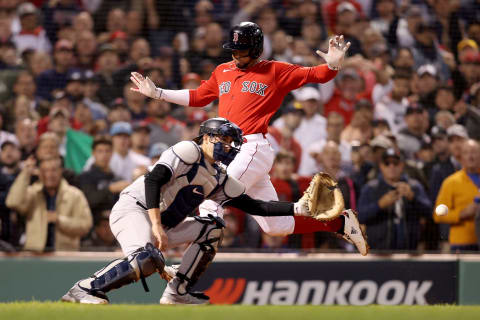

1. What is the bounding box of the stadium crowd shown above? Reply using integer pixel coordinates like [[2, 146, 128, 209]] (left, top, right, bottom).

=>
[[1, 0, 480, 254]]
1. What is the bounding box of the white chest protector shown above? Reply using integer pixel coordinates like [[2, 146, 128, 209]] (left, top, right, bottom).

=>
[[122, 141, 245, 228]]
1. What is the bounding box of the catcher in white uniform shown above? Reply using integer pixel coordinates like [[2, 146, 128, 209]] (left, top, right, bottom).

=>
[[62, 118, 334, 305]]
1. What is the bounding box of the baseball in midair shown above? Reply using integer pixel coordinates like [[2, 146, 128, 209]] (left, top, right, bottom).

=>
[[435, 204, 449, 216]]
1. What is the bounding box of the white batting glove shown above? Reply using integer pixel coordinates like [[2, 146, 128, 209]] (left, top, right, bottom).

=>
[[130, 72, 162, 99], [316, 35, 351, 71], [294, 199, 310, 217]]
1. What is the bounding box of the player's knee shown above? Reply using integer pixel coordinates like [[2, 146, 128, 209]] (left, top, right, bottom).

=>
[[193, 215, 226, 250], [130, 242, 166, 278], [91, 243, 165, 293]]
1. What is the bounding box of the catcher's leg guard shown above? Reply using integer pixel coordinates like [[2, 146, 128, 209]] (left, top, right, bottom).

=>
[[85, 242, 165, 295], [170, 215, 225, 296]]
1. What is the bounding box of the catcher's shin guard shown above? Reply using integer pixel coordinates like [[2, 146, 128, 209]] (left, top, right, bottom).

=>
[[89, 242, 165, 294], [174, 215, 225, 295]]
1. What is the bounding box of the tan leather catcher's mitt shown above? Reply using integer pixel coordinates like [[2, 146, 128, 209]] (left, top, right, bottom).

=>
[[299, 172, 345, 220]]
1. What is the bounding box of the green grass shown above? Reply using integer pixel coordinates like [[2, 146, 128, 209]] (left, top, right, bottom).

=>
[[0, 302, 479, 320]]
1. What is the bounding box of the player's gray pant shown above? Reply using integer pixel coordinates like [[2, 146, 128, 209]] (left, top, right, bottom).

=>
[[109, 194, 224, 295], [110, 194, 215, 255]]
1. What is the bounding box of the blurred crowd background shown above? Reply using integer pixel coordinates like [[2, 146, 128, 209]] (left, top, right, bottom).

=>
[[1, 0, 480, 254]]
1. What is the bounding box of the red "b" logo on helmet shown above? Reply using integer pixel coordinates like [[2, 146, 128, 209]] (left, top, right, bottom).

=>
[[233, 32, 239, 43]]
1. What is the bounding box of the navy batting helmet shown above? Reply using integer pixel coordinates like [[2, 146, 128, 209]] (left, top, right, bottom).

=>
[[223, 22, 263, 59]]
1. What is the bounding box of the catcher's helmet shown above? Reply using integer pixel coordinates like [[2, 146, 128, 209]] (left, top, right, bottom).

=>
[[194, 117, 243, 166], [223, 22, 263, 59]]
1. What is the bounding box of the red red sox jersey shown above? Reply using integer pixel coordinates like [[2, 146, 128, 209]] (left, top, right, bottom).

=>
[[189, 60, 337, 135]]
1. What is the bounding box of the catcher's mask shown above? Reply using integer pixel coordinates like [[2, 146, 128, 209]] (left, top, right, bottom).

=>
[[194, 117, 243, 166]]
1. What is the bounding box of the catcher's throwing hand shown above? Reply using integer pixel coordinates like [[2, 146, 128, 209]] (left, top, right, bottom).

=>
[[316, 35, 351, 70], [151, 222, 168, 251], [294, 172, 345, 221], [130, 72, 161, 99]]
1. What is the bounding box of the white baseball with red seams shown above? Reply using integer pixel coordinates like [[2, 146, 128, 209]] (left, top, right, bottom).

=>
[[435, 204, 449, 216]]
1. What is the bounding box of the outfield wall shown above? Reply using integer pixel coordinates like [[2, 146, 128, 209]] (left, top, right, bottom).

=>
[[0, 253, 478, 305]]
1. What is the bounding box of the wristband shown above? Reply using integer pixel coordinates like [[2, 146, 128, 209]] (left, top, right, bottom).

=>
[[155, 87, 163, 100]]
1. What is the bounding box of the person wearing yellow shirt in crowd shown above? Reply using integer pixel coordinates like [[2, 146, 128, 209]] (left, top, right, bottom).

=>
[[435, 139, 480, 252]]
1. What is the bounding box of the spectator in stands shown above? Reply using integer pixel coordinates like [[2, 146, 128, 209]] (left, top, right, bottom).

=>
[[186, 22, 231, 74], [46, 107, 70, 156], [435, 139, 480, 252], [332, 2, 363, 56], [267, 104, 304, 173], [42, 0, 82, 44], [76, 136, 129, 215], [82, 70, 108, 122], [325, 68, 364, 125], [0, 113, 17, 149], [0, 140, 22, 247], [269, 150, 334, 249], [107, 98, 132, 125], [271, 151, 310, 202], [430, 124, 468, 201], [271, 29, 293, 62], [64, 71, 86, 104], [123, 82, 147, 120], [274, 87, 326, 176], [14, 118, 36, 160], [316, 141, 358, 210], [411, 22, 450, 81], [95, 44, 121, 106], [75, 30, 97, 70], [308, 112, 352, 169], [370, 0, 396, 38], [454, 98, 480, 141], [146, 99, 183, 147], [6, 156, 92, 252], [414, 64, 440, 114], [221, 209, 247, 249], [82, 210, 119, 250], [109, 121, 150, 181], [12, 3, 51, 54], [434, 110, 456, 130], [374, 70, 411, 134], [148, 142, 169, 164], [341, 99, 374, 144], [36, 39, 75, 101], [358, 148, 432, 250], [131, 121, 151, 158], [25, 51, 53, 78], [396, 105, 430, 160]]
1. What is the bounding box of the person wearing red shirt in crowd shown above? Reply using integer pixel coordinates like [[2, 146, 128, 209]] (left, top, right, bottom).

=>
[[131, 22, 368, 255], [270, 151, 316, 249], [267, 104, 304, 173], [325, 67, 370, 125], [323, 0, 363, 35]]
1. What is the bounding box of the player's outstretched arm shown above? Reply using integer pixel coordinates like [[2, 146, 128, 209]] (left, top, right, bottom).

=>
[[130, 72, 190, 106], [224, 194, 307, 217], [316, 35, 351, 71]]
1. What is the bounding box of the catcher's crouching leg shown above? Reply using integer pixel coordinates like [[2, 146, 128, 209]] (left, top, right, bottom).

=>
[[160, 215, 225, 305], [62, 243, 165, 304]]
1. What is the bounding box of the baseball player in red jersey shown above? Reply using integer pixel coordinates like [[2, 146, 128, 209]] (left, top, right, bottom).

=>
[[131, 22, 368, 255]]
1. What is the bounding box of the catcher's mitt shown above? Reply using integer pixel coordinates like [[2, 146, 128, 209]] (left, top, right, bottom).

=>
[[299, 172, 345, 221]]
